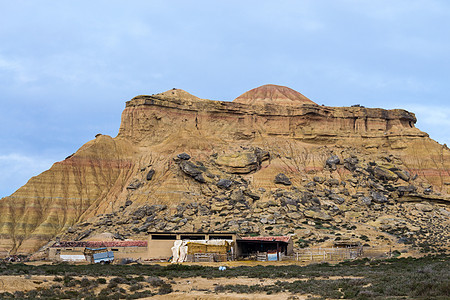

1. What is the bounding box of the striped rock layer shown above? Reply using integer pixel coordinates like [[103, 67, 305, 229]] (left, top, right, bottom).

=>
[[1, 84, 449, 255]]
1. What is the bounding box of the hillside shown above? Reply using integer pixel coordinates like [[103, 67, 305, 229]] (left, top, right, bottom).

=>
[[0, 84, 449, 255]]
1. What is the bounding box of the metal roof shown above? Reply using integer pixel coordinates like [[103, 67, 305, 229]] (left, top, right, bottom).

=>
[[51, 241, 148, 248], [239, 236, 291, 243]]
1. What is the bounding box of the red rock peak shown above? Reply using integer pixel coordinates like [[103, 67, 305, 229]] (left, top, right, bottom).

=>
[[233, 84, 316, 106]]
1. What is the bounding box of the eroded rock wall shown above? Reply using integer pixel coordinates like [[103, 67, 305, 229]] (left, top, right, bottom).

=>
[[0, 135, 135, 254], [1, 88, 449, 255]]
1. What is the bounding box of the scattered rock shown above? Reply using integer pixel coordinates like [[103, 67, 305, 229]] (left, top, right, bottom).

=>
[[303, 209, 332, 221], [217, 179, 233, 189], [127, 179, 142, 190], [397, 185, 417, 194], [415, 203, 433, 212], [287, 212, 303, 219], [326, 155, 340, 169], [146, 169, 155, 181], [360, 196, 372, 205], [344, 156, 359, 171], [215, 148, 269, 174], [216, 151, 258, 174], [113, 233, 125, 240], [329, 194, 345, 204], [177, 153, 191, 160], [393, 169, 410, 181], [275, 173, 292, 185], [370, 166, 399, 182], [326, 178, 340, 186], [243, 189, 260, 200], [179, 160, 206, 183], [254, 147, 270, 162], [230, 190, 246, 202], [75, 229, 92, 241], [423, 188, 433, 195], [370, 191, 388, 203], [313, 176, 325, 184]]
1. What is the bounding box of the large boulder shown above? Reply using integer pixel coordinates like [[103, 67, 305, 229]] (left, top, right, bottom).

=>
[[177, 153, 191, 160], [217, 178, 233, 189], [370, 166, 399, 181], [344, 156, 359, 171], [215, 148, 269, 174], [303, 209, 332, 221], [216, 151, 258, 173], [397, 185, 417, 194], [274, 173, 292, 185], [146, 169, 155, 181], [326, 155, 341, 169], [313, 176, 325, 184], [370, 191, 388, 203], [393, 169, 410, 181], [329, 194, 345, 204], [360, 196, 372, 205], [415, 203, 433, 212], [179, 160, 206, 183], [127, 179, 142, 190]]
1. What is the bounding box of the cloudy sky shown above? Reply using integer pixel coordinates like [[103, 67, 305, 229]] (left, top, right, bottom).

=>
[[1, 0, 449, 197]]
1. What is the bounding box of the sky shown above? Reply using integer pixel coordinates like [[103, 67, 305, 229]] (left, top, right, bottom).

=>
[[1, 0, 449, 197]]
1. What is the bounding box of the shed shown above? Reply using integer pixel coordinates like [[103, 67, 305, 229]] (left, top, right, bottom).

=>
[[236, 236, 293, 261], [147, 232, 238, 260], [48, 240, 148, 261]]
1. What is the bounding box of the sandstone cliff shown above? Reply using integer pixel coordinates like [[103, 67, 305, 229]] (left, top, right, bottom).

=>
[[1, 85, 449, 255]]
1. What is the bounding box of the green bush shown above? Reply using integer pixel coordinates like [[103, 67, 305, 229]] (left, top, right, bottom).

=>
[[158, 283, 173, 295], [97, 277, 107, 284]]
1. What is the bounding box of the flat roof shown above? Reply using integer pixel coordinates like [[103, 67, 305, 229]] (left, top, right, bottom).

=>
[[148, 232, 237, 235], [238, 236, 291, 243], [51, 241, 148, 248]]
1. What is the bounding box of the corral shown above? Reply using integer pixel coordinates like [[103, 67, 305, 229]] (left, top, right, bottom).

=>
[[147, 232, 237, 261], [48, 240, 148, 262], [47, 232, 297, 262], [237, 236, 293, 261]]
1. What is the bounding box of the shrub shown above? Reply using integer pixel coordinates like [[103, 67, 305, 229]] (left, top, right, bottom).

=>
[[97, 277, 107, 284], [80, 277, 92, 287], [158, 282, 173, 295], [146, 276, 164, 287], [129, 283, 144, 292]]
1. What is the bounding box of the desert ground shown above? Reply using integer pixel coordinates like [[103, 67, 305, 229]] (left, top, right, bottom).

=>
[[0, 255, 448, 299]]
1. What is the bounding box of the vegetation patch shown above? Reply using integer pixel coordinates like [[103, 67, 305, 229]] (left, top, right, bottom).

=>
[[0, 255, 448, 299]]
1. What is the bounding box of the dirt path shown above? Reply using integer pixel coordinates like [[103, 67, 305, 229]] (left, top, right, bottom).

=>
[[0, 274, 363, 298], [0, 275, 54, 293]]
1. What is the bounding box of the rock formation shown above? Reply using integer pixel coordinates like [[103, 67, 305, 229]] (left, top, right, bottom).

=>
[[0, 84, 449, 255], [234, 84, 316, 106]]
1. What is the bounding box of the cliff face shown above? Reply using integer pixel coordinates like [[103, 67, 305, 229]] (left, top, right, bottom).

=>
[[1, 85, 449, 255], [0, 136, 136, 254], [119, 91, 424, 145]]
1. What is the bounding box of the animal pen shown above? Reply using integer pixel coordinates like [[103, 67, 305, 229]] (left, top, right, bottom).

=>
[[296, 247, 363, 262]]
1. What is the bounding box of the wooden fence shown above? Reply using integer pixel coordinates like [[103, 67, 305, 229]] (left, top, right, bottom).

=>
[[188, 253, 230, 262], [295, 247, 362, 262]]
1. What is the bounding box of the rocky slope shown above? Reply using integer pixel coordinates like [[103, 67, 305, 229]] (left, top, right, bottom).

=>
[[1, 84, 449, 255]]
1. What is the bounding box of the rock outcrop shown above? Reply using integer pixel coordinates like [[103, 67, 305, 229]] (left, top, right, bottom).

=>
[[234, 84, 316, 106], [1, 84, 449, 255]]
